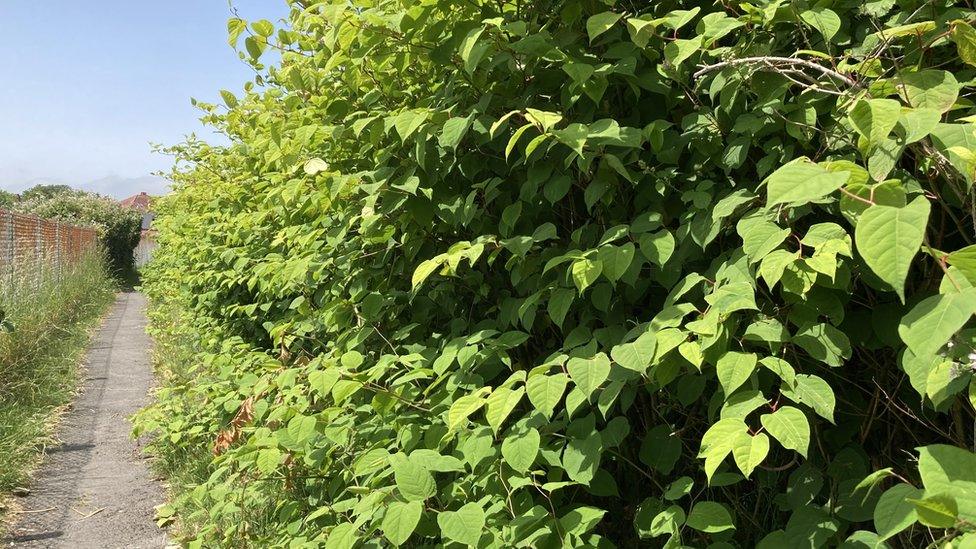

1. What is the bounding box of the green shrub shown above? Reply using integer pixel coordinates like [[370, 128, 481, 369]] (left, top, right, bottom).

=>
[[0, 191, 14, 209], [137, 1, 976, 547], [14, 187, 142, 276]]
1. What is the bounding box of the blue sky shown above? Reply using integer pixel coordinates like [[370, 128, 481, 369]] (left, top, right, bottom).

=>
[[0, 1, 289, 199]]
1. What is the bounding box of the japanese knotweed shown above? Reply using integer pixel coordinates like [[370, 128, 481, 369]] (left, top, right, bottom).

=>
[[136, 1, 976, 547]]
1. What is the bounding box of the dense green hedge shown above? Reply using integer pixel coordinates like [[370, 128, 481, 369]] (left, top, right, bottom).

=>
[[137, 1, 976, 546]]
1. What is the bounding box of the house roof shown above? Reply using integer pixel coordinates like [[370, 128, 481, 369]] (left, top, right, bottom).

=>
[[120, 191, 152, 211]]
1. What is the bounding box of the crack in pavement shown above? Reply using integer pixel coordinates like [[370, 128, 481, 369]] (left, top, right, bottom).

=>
[[5, 292, 168, 548]]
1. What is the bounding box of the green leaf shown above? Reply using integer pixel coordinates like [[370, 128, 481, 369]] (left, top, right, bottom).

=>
[[341, 350, 364, 369], [931, 123, 976, 185], [664, 38, 701, 67], [304, 158, 329, 176], [458, 27, 489, 75], [626, 17, 658, 48], [553, 123, 588, 155], [559, 506, 607, 536], [548, 287, 575, 328], [412, 257, 444, 290], [501, 427, 540, 473], [587, 12, 623, 42], [567, 353, 611, 399], [737, 213, 790, 262], [562, 431, 603, 484], [485, 386, 524, 434], [782, 374, 835, 422], [571, 258, 603, 293], [256, 448, 281, 474], [641, 504, 685, 538], [526, 373, 569, 420], [564, 62, 595, 84], [899, 108, 941, 143], [872, 21, 937, 39], [409, 450, 464, 473], [686, 501, 735, 533], [227, 17, 247, 47], [331, 380, 362, 405], [715, 352, 758, 397], [743, 318, 789, 345], [765, 158, 850, 206], [506, 124, 534, 160], [598, 243, 636, 283], [660, 8, 700, 31], [525, 108, 563, 132], [447, 392, 487, 431], [896, 70, 960, 112], [917, 444, 976, 522], [760, 357, 796, 387], [325, 523, 359, 549], [244, 36, 266, 60], [849, 99, 901, 147], [439, 116, 472, 151], [800, 8, 841, 40], [761, 406, 810, 457], [393, 109, 429, 141], [855, 196, 931, 302], [600, 224, 630, 245], [731, 431, 770, 478], [898, 289, 976, 357], [679, 340, 704, 370], [437, 503, 486, 547], [664, 477, 694, 501], [952, 20, 976, 67], [908, 495, 958, 528], [792, 323, 851, 367], [251, 19, 274, 37], [287, 414, 316, 443], [639, 230, 675, 265], [721, 390, 768, 420], [526, 134, 551, 157], [220, 89, 239, 109], [760, 250, 798, 289], [489, 111, 518, 139], [309, 368, 340, 397], [610, 332, 658, 374], [868, 136, 904, 182], [947, 244, 976, 284], [706, 282, 758, 315], [700, 12, 744, 43], [382, 501, 423, 546], [392, 457, 436, 502], [874, 484, 920, 540], [699, 418, 748, 481]]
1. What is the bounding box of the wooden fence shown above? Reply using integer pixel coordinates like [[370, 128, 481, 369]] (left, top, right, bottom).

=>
[[0, 209, 99, 292]]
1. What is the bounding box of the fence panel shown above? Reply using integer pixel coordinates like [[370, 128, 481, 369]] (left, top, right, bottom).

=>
[[134, 233, 156, 268], [0, 209, 99, 293]]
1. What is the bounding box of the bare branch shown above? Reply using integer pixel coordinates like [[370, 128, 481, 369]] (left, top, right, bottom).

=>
[[694, 56, 860, 89]]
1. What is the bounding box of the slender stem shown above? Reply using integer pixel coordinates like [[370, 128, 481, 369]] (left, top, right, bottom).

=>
[[694, 56, 859, 88]]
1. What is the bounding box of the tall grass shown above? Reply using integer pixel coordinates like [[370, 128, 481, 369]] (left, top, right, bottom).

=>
[[0, 252, 116, 500]]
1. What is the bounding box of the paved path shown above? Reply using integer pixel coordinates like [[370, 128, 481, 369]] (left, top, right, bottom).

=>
[[6, 292, 167, 548]]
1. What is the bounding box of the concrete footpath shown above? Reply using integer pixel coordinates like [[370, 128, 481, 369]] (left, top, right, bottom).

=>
[[6, 292, 167, 548]]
